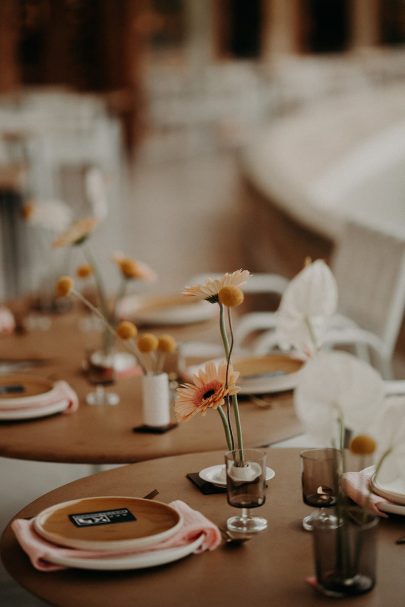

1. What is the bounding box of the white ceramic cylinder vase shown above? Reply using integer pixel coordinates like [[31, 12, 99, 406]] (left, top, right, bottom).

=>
[[142, 372, 171, 427]]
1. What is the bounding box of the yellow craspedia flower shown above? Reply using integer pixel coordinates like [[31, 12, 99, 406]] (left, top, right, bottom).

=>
[[55, 276, 74, 298], [158, 334, 177, 353], [137, 333, 158, 353], [119, 258, 140, 279], [218, 286, 244, 308], [76, 263, 93, 279], [116, 320, 137, 340], [350, 435, 377, 456]]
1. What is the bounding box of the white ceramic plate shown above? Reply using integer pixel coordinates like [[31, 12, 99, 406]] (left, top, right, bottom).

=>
[[117, 293, 216, 326], [377, 501, 405, 516], [370, 475, 405, 506], [34, 497, 183, 552], [0, 400, 67, 420], [199, 464, 276, 488], [46, 534, 204, 571]]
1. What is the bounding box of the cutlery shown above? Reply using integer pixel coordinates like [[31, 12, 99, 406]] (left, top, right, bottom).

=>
[[0, 384, 25, 394], [395, 536, 405, 545], [143, 489, 159, 500]]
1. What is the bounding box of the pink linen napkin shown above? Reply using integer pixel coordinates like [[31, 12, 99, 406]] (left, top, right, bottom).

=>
[[1, 381, 79, 414], [12, 500, 221, 572], [342, 466, 389, 517], [0, 306, 15, 335]]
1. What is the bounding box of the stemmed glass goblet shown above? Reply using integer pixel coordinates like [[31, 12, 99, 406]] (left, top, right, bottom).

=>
[[225, 448, 268, 535], [300, 448, 340, 531], [85, 349, 120, 406]]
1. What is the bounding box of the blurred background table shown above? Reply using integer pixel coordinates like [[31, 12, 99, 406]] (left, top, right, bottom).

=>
[[0, 311, 301, 464], [1, 448, 404, 607]]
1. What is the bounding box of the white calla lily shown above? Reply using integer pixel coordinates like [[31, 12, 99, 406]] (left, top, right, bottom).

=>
[[294, 351, 384, 446], [371, 397, 405, 483], [276, 259, 337, 354]]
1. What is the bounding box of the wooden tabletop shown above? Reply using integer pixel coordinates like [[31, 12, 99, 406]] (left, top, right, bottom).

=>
[[1, 448, 404, 607], [0, 312, 302, 464]]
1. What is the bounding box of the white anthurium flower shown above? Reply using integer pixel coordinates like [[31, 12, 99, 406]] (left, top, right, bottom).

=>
[[25, 199, 73, 232], [85, 167, 109, 221], [276, 259, 338, 355], [294, 351, 384, 446], [371, 397, 405, 484]]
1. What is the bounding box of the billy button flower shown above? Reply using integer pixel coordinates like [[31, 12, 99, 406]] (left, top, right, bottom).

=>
[[218, 285, 244, 308], [116, 320, 137, 340], [55, 276, 74, 298], [76, 264, 93, 279], [350, 435, 377, 456]]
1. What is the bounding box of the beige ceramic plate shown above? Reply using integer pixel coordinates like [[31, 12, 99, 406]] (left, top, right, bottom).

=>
[[370, 475, 405, 506], [0, 374, 54, 409], [233, 354, 305, 395], [34, 496, 183, 552], [117, 293, 216, 326]]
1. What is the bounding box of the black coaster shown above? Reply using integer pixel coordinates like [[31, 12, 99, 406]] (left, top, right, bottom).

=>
[[186, 472, 226, 495], [133, 422, 178, 434]]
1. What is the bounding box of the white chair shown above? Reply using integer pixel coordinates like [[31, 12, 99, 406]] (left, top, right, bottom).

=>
[[179, 272, 289, 360], [246, 220, 405, 378]]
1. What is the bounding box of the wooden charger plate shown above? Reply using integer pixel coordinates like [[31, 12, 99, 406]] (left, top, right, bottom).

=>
[[0, 374, 54, 409], [233, 354, 305, 395], [34, 497, 183, 552]]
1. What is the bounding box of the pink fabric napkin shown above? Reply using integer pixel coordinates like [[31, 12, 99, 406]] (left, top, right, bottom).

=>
[[0, 306, 15, 335], [12, 500, 221, 572], [342, 466, 389, 517], [1, 381, 79, 414]]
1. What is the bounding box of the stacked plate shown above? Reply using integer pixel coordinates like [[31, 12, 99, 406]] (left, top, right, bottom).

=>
[[117, 293, 216, 326], [370, 475, 405, 516], [0, 375, 66, 421], [233, 354, 305, 395], [31, 496, 202, 570]]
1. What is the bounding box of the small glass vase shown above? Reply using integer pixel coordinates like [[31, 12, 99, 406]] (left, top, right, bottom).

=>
[[312, 507, 379, 598], [225, 448, 268, 534], [142, 372, 171, 428]]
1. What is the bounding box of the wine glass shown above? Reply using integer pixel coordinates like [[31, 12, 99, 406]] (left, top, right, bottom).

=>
[[85, 349, 120, 406], [225, 448, 268, 535], [300, 448, 340, 531]]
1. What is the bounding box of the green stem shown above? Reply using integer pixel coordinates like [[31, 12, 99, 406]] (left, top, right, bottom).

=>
[[83, 246, 110, 321], [219, 303, 235, 449], [219, 303, 230, 358], [218, 406, 234, 451]]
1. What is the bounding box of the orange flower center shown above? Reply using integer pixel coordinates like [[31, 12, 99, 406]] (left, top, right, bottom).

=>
[[194, 381, 222, 405]]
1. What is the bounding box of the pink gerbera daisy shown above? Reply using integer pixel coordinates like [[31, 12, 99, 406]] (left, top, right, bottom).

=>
[[175, 361, 240, 422]]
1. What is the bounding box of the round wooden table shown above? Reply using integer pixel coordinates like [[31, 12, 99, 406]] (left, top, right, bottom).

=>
[[0, 312, 302, 463], [1, 448, 404, 607]]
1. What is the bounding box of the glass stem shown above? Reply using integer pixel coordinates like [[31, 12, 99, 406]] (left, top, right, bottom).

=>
[[241, 508, 250, 522]]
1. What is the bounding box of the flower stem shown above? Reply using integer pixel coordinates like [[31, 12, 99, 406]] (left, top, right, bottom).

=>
[[218, 406, 234, 451], [83, 245, 110, 321]]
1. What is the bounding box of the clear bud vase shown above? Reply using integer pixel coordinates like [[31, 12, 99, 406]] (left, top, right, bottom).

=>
[[312, 507, 378, 597], [142, 372, 171, 428]]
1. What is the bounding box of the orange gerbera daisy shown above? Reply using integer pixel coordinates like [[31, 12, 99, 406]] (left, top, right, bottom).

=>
[[182, 270, 250, 303], [53, 217, 98, 247], [175, 361, 240, 422]]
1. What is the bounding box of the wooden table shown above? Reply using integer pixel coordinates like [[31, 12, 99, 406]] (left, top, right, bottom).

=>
[[1, 448, 404, 607], [0, 312, 302, 463]]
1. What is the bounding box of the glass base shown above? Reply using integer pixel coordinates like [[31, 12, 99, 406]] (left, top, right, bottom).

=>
[[303, 511, 338, 532], [316, 574, 375, 597], [227, 514, 268, 534], [86, 386, 120, 406]]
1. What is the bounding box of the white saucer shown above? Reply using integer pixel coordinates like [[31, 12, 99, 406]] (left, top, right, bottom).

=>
[[370, 475, 405, 506], [0, 400, 67, 421], [46, 534, 204, 571], [199, 464, 275, 488]]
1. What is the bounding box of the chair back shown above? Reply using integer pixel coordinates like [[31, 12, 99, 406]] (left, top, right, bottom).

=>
[[332, 220, 405, 357]]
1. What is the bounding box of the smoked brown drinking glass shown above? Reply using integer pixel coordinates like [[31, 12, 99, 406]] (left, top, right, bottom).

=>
[[225, 448, 268, 535], [300, 448, 341, 531]]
